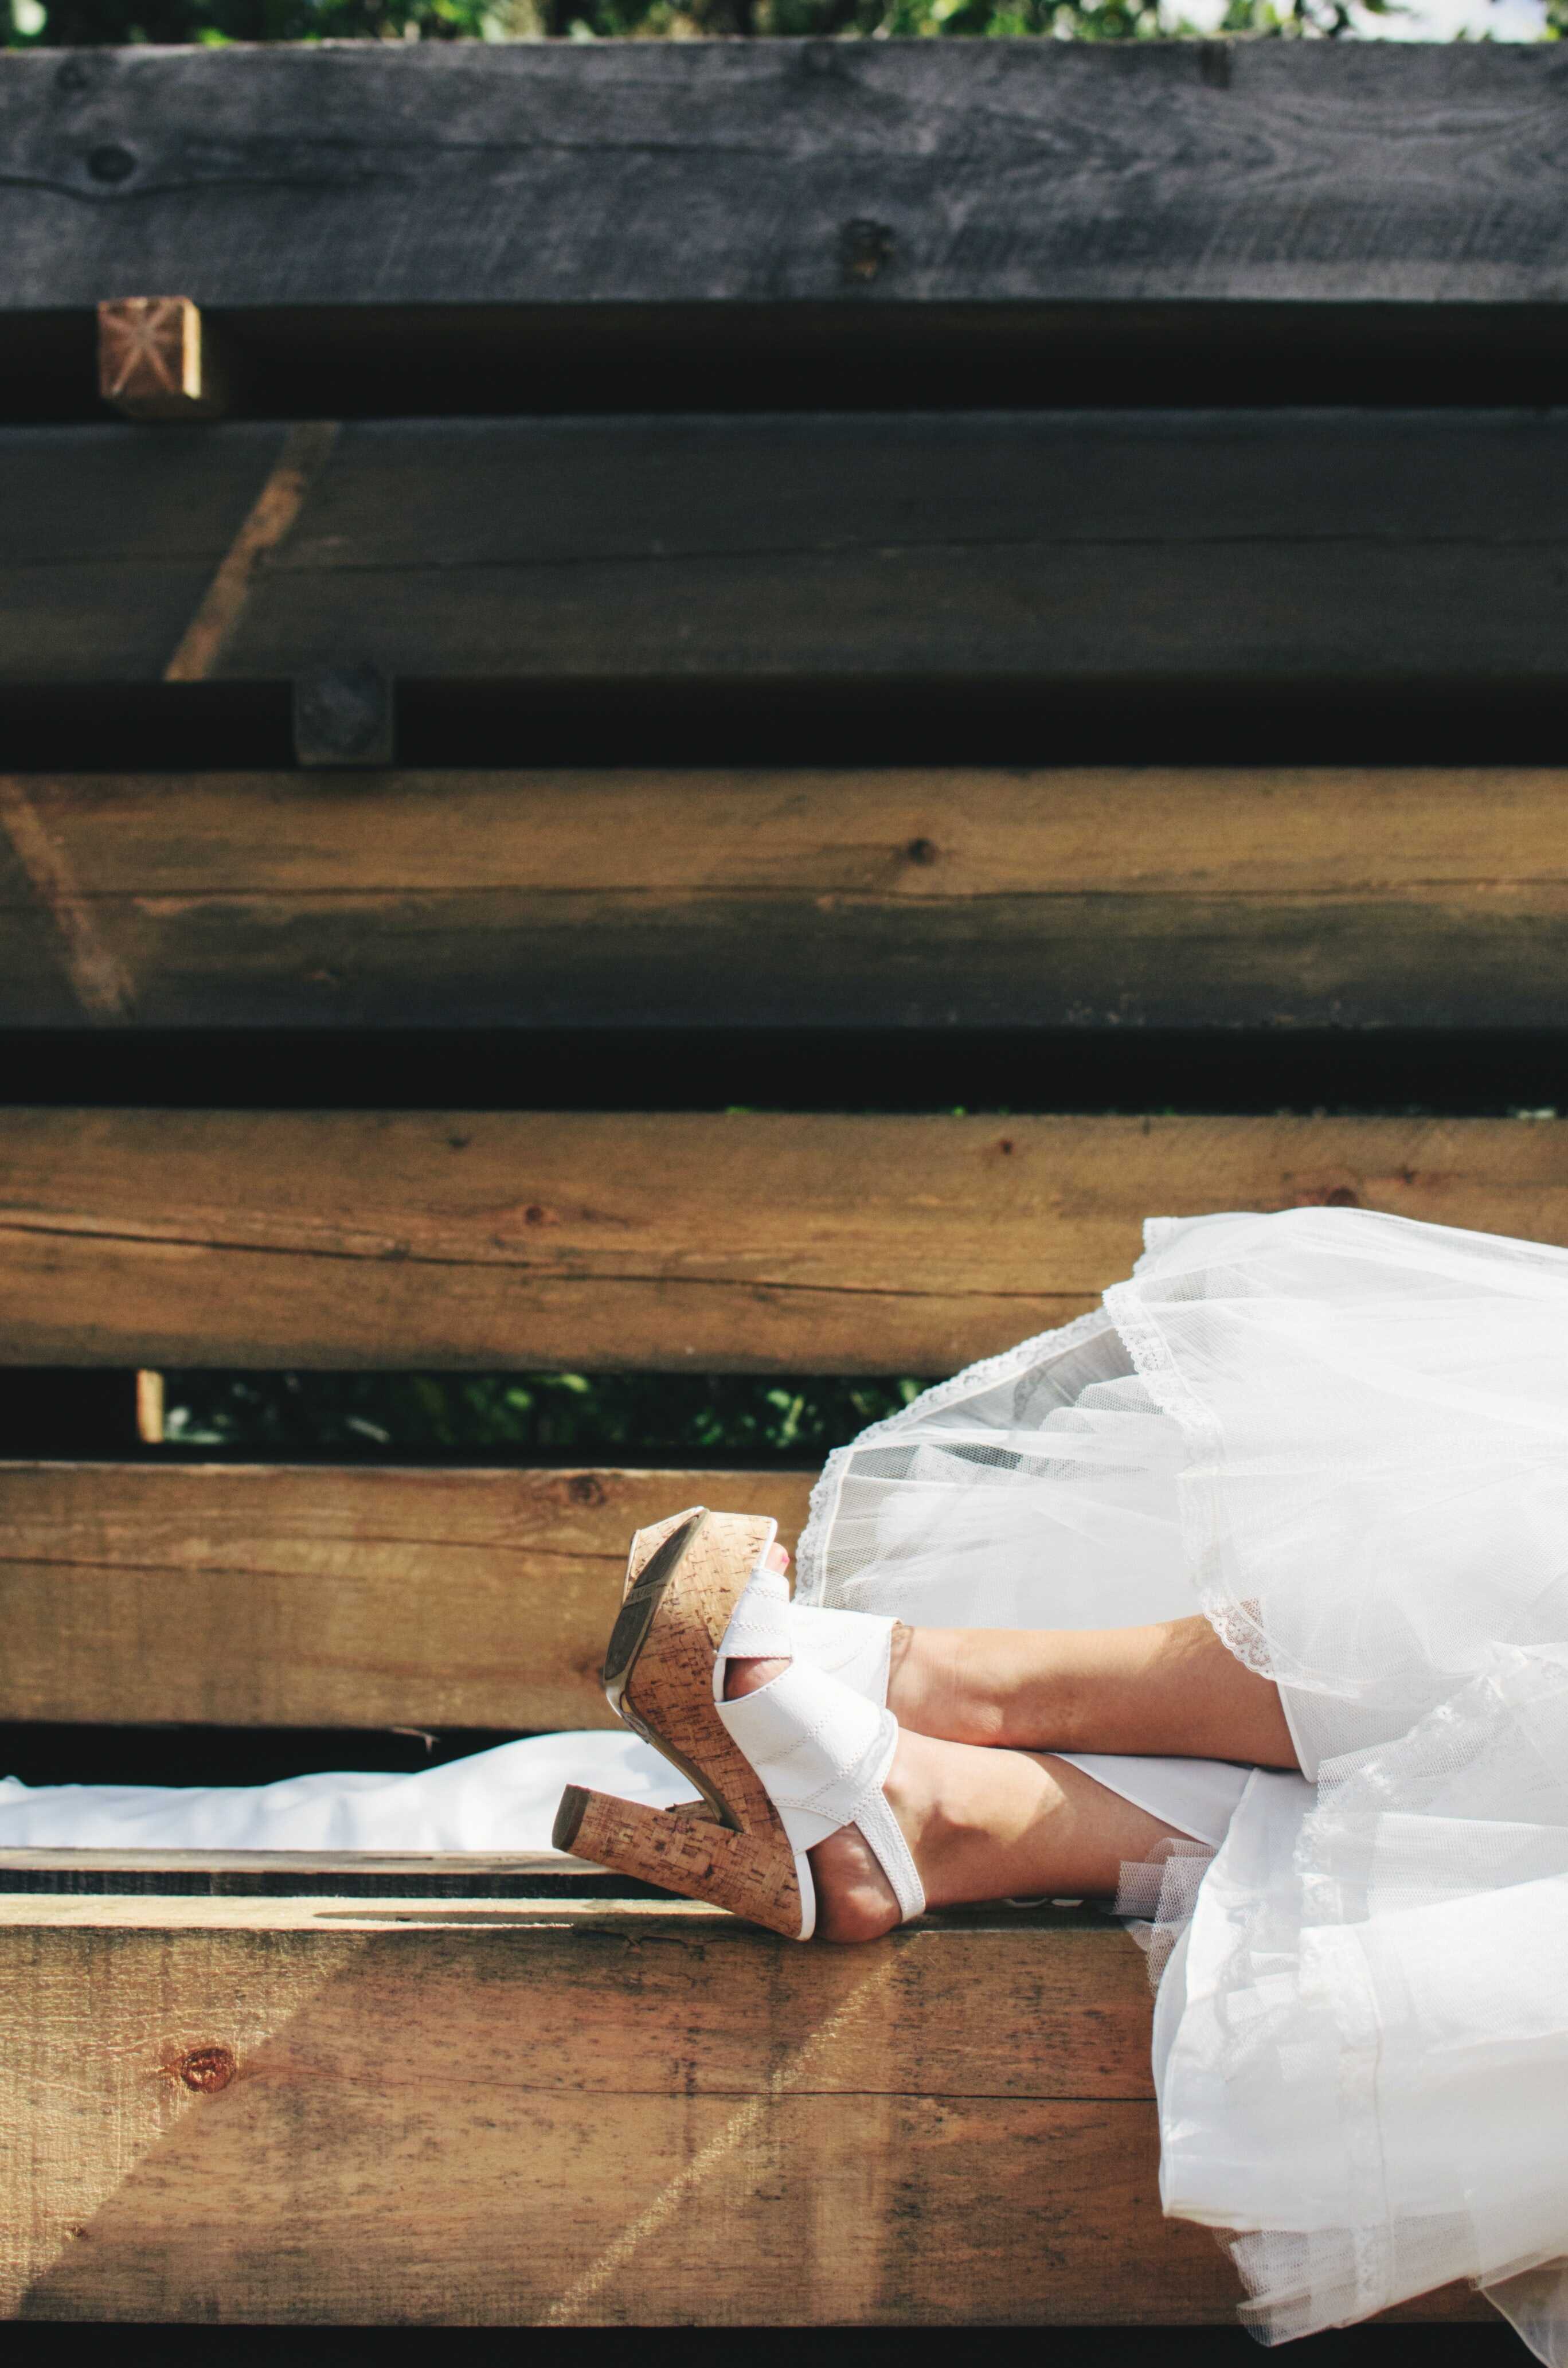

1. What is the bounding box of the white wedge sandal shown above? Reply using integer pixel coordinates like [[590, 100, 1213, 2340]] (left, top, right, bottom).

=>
[[553, 1506, 923, 1940]]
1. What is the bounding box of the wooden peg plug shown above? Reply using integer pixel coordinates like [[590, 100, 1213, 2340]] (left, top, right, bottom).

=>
[[292, 665, 396, 769], [99, 296, 229, 421], [135, 1370, 165, 1445]]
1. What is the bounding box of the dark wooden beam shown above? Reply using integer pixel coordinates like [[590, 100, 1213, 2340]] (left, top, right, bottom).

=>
[[2, 1109, 1566, 1373], [3, 766, 1568, 1034], [5, 408, 1568, 692], [5, 42, 1567, 316]]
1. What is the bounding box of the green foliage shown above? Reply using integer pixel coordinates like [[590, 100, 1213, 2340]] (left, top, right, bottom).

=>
[[162, 1369, 926, 1456], [7, 0, 1522, 48]]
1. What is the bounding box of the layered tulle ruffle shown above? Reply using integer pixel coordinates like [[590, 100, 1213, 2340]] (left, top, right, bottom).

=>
[[800, 1205, 1568, 2359]]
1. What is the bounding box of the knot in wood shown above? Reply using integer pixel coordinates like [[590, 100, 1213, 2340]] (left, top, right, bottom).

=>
[[906, 837, 939, 867], [568, 1473, 605, 1507], [177, 2045, 236, 2095], [87, 143, 137, 184], [840, 220, 893, 286]]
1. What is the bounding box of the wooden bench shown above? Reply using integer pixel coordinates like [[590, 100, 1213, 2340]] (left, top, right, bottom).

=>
[[0, 36, 1554, 2326], [0, 1111, 1540, 2323]]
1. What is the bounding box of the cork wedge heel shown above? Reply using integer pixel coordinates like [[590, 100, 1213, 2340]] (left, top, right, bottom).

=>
[[552, 1506, 809, 1939]]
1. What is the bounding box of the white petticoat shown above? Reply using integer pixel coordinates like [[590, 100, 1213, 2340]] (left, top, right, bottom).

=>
[[797, 1203, 1568, 2362]]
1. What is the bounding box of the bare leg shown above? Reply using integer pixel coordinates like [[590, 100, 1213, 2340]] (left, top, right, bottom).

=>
[[730, 1574, 1200, 1943], [759, 1541, 1297, 1769], [886, 1617, 1297, 1768], [726, 1637, 1188, 1942], [730, 1547, 1293, 1940]]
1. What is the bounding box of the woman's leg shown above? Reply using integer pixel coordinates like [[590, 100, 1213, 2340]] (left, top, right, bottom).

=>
[[889, 1616, 1299, 1769], [728, 1601, 1236, 1944], [736, 1548, 1297, 1943], [761, 1546, 1297, 1769]]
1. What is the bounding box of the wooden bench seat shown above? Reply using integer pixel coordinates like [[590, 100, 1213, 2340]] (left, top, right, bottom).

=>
[[0, 1882, 1491, 2326]]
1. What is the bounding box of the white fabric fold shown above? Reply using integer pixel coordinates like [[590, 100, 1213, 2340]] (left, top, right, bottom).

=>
[[0, 1729, 691, 1853]]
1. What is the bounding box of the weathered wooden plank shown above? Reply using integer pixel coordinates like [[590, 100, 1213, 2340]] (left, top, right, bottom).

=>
[[0, 1898, 1155, 2097], [0, 1849, 609, 1895], [0, 1901, 1489, 2326], [6, 411, 1568, 689], [3, 765, 1568, 1031], [5, 1110, 1568, 1373], [0, 1890, 714, 1930], [0, 420, 288, 685], [2, 43, 1566, 315], [0, 1462, 812, 1730]]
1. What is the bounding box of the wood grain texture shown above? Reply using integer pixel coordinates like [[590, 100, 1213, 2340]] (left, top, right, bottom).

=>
[[0, 1462, 812, 1730], [2, 42, 1566, 312], [5, 1109, 1568, 1372], [3, 765, 1568, 1030], [7, 410, 1568, 689], [0, 1901, 1489, 2326], [0, 1849, 611, 1892]]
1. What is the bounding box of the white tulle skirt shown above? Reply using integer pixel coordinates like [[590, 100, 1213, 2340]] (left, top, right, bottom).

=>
[[796, 1204, 1568, 2362]]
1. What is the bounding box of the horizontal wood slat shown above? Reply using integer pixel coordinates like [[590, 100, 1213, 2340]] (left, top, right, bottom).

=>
[[0, 1849, 609, 1892], [0, 1462, 810, 1732], [6, 1109, 1568, 1373], [6, 765, 1568, 1031], [1, 43, 1562, 314], [8, 411, 1568, 689], [0, 1901, 1489, 2325]]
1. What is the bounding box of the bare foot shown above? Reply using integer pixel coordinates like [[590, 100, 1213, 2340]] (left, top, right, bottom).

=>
[[724, 1579, 1182, 1944]]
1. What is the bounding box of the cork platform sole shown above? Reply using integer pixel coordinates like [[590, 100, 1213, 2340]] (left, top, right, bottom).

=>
[[552, 1505, 808, 1939]]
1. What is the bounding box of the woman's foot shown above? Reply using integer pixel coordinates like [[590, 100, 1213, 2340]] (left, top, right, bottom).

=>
[[725, 1597, 1184, 1945], [722, 1608, 899, 1940]]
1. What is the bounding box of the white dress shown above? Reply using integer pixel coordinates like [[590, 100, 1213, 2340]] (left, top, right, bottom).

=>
[[796, 1204, 1568, 2363]]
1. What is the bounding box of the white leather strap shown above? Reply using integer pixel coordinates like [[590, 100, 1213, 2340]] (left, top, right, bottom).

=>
[[791, 1603, 896, 1706], [717, 1564, 793, 1665], [847, 1726, 925, 1925], [716, 1661, 925, 1924], [719, 1576, 897, 1707]]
